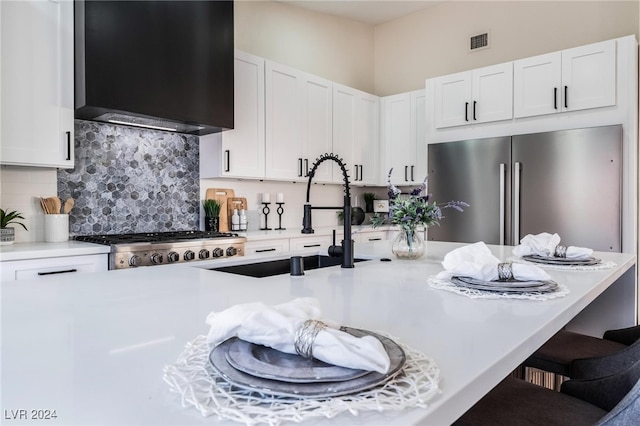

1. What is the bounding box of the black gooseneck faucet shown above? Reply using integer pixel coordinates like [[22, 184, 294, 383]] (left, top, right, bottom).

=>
[[301, 153, 354, 268]]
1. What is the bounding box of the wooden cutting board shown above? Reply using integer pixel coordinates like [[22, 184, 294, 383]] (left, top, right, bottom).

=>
[[205, 188, 235, 232], [227, 197, 248, 230]]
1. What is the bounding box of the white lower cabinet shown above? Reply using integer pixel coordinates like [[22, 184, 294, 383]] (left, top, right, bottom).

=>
[[289, 235, 333, 252], [1, 254, 108, 281], [244, 239, 290, 256]]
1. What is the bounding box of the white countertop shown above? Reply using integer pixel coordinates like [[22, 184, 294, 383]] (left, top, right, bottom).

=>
[[0, 241, 635, 425], [0, 240, 111, 262]]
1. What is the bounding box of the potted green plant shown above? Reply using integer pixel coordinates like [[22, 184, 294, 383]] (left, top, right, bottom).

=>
[[363, 192, 377, 213], [1, 208, 27, 245], [202, 199, 224, 232], [336, 208, 365, 226]]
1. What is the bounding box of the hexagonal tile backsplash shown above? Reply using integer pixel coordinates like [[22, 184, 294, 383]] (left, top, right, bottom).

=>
[[58, 120, 200, 236]]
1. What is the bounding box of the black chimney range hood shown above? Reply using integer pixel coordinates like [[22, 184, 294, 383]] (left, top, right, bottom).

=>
[[75, 0, 234, 135]]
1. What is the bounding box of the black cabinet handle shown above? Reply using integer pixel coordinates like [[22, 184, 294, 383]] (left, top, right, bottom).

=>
[[473, 101, 477, 120], [564, 86, 568, 108], [410, 165, 414, 181], [368, 237, 382, 241], [255, 248, 276, 253], [224, 150, 230, 172], [465, 102, 469, 121], [38, 269, 77, 276], [554, 87, 558, 110], [304, 159, 309, 176], [404, 165, 408, 181], [66, 131, 71, 160], [354, 164, 359, 181], [303, 244, 321, 248], [298, 158, 303, 177], [359, 165, 363, 181]]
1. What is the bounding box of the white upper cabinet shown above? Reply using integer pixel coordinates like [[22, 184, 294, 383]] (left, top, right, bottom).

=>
[[354, 91, 379, 185], [410, 90, 427, 182], [205, 51, 265, 178], [265, 61, 333, 182], [381, 92, 411, 183], [301, 74, 333, 183], [332, 84, 379, 186], [332, 84, 357, 183], [434, 63, 513, 128], [265, 61, 303, 180], [381, 89, 425, 185], [562, 40, 616, 112], [1, 0, 74, 168], [514, 39, 616, 118]]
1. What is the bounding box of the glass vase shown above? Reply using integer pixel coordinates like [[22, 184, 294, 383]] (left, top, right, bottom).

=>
[[392, 228, 425, 259]]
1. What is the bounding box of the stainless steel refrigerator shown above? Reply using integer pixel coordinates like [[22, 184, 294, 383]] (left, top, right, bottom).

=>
[[427, 125, 622, 252]]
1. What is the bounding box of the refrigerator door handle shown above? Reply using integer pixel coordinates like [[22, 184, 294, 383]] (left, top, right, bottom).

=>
[[499, 163, 506, 245], [514, 161, 522, 245]]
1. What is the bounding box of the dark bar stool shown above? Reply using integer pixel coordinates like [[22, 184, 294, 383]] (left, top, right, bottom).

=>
[[454, 359, 640, 425], [524, 326, 640, 381]]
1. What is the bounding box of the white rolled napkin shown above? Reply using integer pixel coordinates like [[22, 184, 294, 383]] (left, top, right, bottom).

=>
[[205, 297, 391, 374], [436, 241, 550, 281], [512, 232, 593, 260]]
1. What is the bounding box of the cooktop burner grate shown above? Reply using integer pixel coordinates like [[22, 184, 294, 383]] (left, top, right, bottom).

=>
[[74, 230, 239, 245]]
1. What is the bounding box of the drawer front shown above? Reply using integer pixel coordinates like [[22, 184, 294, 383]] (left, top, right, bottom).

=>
[[244, 239, 290, 255], [289, 235, 333, 252], [2, 254, 108, 281], [355, 231, 388, 243]]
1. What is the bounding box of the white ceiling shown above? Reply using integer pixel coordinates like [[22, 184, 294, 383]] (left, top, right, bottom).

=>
[[278, 1, 443, 25]]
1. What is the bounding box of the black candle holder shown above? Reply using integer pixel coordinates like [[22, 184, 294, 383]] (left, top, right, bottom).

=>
[[275, 202, 285, 230], [260, 202, 272, 230]]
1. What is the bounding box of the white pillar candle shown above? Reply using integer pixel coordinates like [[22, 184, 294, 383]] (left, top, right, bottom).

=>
[[262, 193, 271, 203], [276, 193, 284, 203]]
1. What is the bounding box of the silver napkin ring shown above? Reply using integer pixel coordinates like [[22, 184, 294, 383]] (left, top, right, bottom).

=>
[[497, 262, 514, 281], [554, 245, 568, 258], [294, 319, 327, 359]]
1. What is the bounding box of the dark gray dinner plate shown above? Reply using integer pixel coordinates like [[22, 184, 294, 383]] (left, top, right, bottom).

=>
[[451, 276, 559, 293], [209, 327, 406, 399], [523, 255, 601, 266], [225, 338, 370, 383]]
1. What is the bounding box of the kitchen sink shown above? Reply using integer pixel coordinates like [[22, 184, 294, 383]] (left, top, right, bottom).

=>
[[210, 254, 370, 278]]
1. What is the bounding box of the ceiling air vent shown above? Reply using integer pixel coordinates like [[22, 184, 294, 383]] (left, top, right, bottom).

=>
[[469, 32, 489, 52]]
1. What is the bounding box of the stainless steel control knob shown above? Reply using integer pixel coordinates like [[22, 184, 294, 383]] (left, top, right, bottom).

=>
[[212, 248, 224, 258], [184, 250, 195, 261], [128, 255, 141, 267], [167, 251, 180, 263], [199, 249, 210, 260], [226, 247, 238, 257], [150, 253, 163, 264]]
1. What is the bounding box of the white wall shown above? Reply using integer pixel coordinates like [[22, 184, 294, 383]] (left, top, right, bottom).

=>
[[374, 0, 639, 95], [0, 167, 57, 242], [235, 0, 376, 93]]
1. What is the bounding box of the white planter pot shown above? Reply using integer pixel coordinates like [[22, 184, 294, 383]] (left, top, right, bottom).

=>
[[0, 227, 15, 245]]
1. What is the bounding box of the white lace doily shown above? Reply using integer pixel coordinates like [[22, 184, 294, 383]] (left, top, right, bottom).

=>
[[163, 334, 440, 426], [428, 276, 570, 300], [508, 256, 617, 271]]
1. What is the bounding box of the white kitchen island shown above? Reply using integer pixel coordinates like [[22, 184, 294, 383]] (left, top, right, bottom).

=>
[[0, 241, 635, 425]]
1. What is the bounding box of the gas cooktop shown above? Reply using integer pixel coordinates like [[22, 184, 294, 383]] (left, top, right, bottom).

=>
[[75, 231, 245, 270], [74, 230, 239, 245]]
